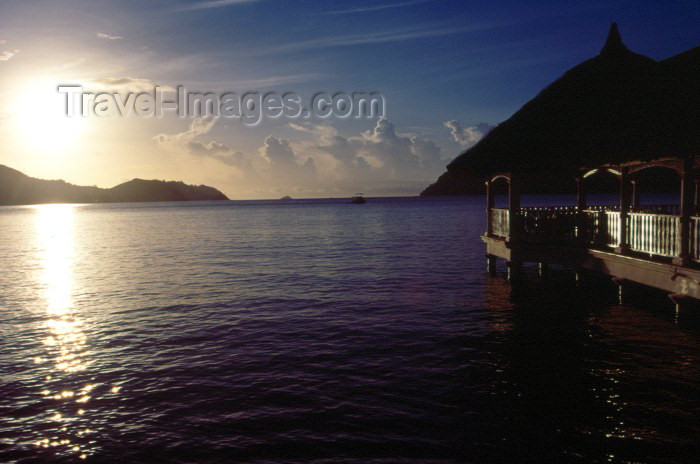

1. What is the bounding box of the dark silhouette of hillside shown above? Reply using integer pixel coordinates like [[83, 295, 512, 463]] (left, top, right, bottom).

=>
[[422, 23, 700, 195], [0, 164, 229, 205]]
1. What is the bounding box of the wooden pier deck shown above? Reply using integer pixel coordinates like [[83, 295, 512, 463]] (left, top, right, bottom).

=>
[[483, 204, 700, 302]]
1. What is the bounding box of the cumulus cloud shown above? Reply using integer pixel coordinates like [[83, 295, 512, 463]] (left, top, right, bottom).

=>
[[314, 118, 445, 176], [155, 118, 316, 193], [444, 120, 493, 148], [97, 32, 123, 40], [0, 49, 19, 61], [288, 118, 452, 193], [155, 117, 219, 147], [259, 136, 317, 183], [84, 77, 174, 93], [155, 117, 455, 196], [157, 118, 252, 172]]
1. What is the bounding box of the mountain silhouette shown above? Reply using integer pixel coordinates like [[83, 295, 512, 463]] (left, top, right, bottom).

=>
[[422, 23, 700, 195], [0, 164, 229, 205]]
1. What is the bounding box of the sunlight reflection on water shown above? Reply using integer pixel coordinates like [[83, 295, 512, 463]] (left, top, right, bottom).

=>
[[33, 205, 92, 460]]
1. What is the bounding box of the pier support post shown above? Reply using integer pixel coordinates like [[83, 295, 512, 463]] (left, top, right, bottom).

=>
[[486, 254, 497, 276], [574, 270, 589, 289], [668, 293, 692, 323], [507, 260, 522, 283], [612, 277, 629, 305]]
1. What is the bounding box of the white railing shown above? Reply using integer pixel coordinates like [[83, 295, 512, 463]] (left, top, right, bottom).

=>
[[604, 211, 621, 248], [489, 206, 687, 260], [690, 217, 700, 261], [628, 213, 679, 257], [491, 208, 509, 238]]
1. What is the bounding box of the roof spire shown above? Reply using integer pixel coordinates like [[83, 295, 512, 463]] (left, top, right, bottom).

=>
[[600, 22, 629, 56]]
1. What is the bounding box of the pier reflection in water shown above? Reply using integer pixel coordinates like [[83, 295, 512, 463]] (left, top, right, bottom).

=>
[[481, 266, 700, 462]]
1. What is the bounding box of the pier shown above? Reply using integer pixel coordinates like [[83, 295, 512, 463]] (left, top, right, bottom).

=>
[[426, 23, 700, 310], [483, 158, 700, 305]]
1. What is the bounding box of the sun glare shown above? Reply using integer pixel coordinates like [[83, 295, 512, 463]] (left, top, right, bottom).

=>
[[13, 78, 86, 154], [36, 203, 76, 315]]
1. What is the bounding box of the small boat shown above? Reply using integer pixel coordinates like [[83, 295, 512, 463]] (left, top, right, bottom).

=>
[[350, 193, 366, 204]]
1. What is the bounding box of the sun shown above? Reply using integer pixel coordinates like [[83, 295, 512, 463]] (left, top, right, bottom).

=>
[[13, 77, 87, 154]]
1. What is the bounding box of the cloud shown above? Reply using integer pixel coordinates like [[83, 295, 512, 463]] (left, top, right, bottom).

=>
[[97, 32, 123, 40], [52, 58, 86, 71], [259, 136, 317, 182], [292, 118, 451, 190], [155, 117, 219, 147], [0, 49, 19, 61], [174, 0, 259, 11], [155, 117, 254, 175], [188, 140, 230, 156], [356, 119, 445, 174], [83, 77, 175, 93], [155, 117, 452, 196], [323, 0, 431, 15], [155, 117, 317, 192], [226, 73, 324, 88], [265, 24, 481, 54], [444, 120, 494, 148]]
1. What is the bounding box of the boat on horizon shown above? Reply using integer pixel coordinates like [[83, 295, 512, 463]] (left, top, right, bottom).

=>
[[350, 193, 366, 204]]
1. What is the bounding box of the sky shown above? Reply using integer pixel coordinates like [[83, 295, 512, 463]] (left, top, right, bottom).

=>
[[0, 0, 698, 199]]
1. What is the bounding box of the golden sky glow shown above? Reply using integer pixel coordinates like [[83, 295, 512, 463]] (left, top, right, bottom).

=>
[[1, 1, 698, 198]]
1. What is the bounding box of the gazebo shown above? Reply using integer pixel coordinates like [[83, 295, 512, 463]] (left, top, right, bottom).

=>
[[452, 24, 700, 303]]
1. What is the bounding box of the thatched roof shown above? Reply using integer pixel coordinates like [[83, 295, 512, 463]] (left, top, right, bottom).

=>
[[446, 23, 700, 178]]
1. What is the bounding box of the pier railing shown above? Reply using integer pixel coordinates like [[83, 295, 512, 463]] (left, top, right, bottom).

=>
[[491, 208, 510, 238], [690, 217, 700, 261], [603, 211, 621, 248], [628, 212, 679, 257], [488, 205, 691, 261], [519, 207, 579, 243]]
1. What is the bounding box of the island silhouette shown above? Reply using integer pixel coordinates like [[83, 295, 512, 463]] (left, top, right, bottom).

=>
[[422, 23, 700, 195], [0, 164, 228, 205]]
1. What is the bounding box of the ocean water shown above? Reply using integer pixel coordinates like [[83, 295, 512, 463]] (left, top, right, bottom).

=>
[[0, 196, 698, 463]]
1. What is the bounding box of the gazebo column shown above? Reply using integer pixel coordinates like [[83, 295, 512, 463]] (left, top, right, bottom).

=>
[[616, 167, 631, 254], [576, 177, 587, 210], [508, 175, 521, 242], [674, 159, 693, 266], [485, 180, 494, 237], [506, 174, 522, 277], [631, 180, 640, 209], [485, 179, 497, 275], [576, 176, 587, 241]]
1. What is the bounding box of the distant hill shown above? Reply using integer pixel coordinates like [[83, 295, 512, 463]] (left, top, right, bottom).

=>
[[0, 164, 229, 205]]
